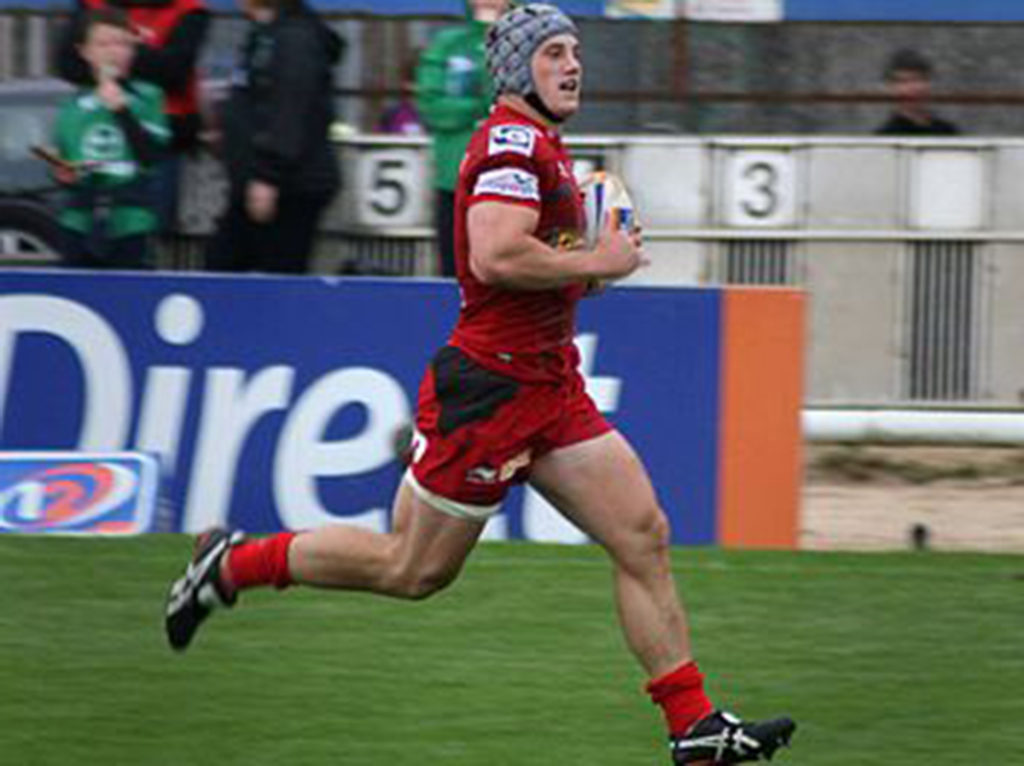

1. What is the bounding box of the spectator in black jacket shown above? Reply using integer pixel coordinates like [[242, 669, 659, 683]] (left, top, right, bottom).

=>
[[875, 49, 961, 136], [205, 0, 343, 274], [56, 0, 211, 237]]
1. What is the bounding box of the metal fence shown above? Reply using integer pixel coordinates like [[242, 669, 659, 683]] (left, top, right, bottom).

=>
[[715, 239, 796, 285], [7, 10, 1024, 134]]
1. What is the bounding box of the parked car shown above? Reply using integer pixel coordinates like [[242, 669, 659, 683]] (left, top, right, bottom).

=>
[[0, 79, 74, 265]]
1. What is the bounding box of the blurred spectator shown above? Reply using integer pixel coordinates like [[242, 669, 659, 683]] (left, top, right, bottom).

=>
[[415, 0, 509, 277], [875, 49, 961, 136], [52, 8, 170, 269], [205, 0, 344, 274], [377, 55, 424, 136], [56, 0, 210, 234]]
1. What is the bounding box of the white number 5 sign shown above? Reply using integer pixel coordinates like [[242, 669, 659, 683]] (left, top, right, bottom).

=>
[[723, 150, 797, 227], [355, 149, 429, 228]]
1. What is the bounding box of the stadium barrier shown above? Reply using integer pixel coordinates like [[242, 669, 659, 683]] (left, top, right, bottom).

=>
[[6, 110, 1024, 410], [294, 134, 1024, 409], [0, 271, 803, 547]]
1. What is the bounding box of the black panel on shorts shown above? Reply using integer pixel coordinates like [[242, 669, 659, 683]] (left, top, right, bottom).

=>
[[432, 346, 521, 436]]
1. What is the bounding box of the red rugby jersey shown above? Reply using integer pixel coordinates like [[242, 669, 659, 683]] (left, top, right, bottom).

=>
[[448, 103, 587, 383]]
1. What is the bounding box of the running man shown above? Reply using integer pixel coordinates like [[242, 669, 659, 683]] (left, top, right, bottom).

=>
[[165, 5, 797, 763]]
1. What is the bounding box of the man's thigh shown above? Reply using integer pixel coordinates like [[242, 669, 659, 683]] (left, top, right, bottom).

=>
[[529, 430, 662, 550], [391, 478, 486, 582]]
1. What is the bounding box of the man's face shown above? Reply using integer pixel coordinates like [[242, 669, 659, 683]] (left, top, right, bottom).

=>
[[887, 68, 931, 103], [79, 22, 136, 79], [531, 33, 582, 120]]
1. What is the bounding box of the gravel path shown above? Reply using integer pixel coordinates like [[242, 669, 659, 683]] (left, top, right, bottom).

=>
[[800, 446, 1024, 553], [802, 483, 1024, 552]]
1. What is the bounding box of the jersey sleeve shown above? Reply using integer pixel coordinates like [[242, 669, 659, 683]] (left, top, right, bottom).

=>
[[464, 123, 544, 210]]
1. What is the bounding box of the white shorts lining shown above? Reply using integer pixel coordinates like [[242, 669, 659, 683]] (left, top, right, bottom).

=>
[[403, 469, 501, 522]]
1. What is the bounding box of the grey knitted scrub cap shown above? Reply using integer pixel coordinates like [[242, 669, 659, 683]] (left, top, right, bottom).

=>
[[486, 4, 579, 96]]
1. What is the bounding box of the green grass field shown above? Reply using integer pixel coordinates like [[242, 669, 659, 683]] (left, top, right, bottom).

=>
[[1, 536, 1020, 765]]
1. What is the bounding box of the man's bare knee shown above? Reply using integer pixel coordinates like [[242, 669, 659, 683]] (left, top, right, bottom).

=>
[[385, 561, 460, 600], [607, 504, 673, 574]]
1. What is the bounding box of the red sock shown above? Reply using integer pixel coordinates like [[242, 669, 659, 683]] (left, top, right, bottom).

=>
[[646, 661, 714, 736], [225, 532, 297, 591]]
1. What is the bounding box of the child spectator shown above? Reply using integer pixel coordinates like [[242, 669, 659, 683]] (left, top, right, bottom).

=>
[[56, 0, 210, 236], [52, 8, 170, 269], [57, 0, 208, 153]]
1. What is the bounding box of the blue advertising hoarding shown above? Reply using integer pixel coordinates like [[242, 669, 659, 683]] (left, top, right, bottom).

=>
[[786, 0, 1024, 22], [0, 271, 722, 544]]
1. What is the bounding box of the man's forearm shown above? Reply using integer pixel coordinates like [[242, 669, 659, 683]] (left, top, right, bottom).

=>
[[471, 236, 598, 290]]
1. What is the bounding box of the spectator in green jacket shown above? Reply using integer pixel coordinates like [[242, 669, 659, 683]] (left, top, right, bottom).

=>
[[415, 0, 510, 277]]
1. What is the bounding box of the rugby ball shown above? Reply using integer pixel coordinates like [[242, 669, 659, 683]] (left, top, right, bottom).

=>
[[580, 171, 636, 248]]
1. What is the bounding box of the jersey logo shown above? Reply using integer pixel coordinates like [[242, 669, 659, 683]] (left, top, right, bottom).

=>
[[83, 124, 125, 161], [473, 168, 540, 201], [552, 229, 584, 251], [466, 465, 498, 485], [488, 124, 536, 157]]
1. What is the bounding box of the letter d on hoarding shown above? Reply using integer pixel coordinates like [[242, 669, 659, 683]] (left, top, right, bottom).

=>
[[0, 296, 132, 449]]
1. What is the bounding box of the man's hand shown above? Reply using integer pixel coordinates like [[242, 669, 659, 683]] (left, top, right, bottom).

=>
[[32, 145, 78, 184], [95, 65, 127, 112], [53, 164, 78, 185], [592, 216, 646, 281], [466, 199, 646, 290], [246, 180, 279, 223]]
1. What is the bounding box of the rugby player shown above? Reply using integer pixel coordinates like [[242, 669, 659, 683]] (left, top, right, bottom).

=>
[[166, 5, 796, 762]]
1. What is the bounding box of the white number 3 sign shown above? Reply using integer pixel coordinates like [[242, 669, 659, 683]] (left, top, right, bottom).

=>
[[723, 150, 797, 227]]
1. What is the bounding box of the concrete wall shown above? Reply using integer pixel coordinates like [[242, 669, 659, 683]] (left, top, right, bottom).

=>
[[316, 134, 1024, 407]]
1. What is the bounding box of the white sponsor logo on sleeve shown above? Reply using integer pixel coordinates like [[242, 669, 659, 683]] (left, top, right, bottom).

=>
[[473, 168, 541, 201], [488, 124, 536, 157]]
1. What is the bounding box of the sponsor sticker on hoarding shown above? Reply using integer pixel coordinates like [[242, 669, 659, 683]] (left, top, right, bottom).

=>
[[685, 0, 782, 22], [605, 0, 675, 18], [0, 452, 159, 535]]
